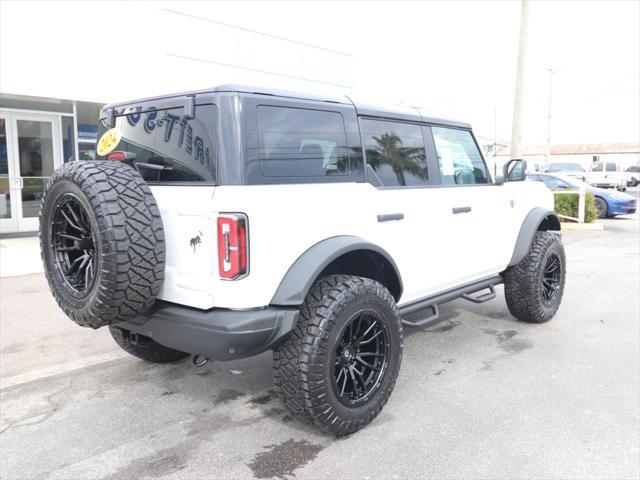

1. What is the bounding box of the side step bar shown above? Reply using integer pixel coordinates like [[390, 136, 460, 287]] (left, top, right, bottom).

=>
[[399, 275, 502, 328]]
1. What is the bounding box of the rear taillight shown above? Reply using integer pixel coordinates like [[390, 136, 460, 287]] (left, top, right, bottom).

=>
[[107, 151, 136, 162], [217, 213, 248, 280]]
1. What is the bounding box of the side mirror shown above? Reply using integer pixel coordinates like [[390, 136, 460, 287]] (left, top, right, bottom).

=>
[[494, 174, 505, 185], [504, 158, 527, 182]]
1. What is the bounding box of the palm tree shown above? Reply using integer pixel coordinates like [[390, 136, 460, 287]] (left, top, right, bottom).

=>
[[367, 132, 427, 186]]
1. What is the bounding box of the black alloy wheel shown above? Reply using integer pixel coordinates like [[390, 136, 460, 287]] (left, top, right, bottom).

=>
[[273, 275, 403, 436], [541, 253, 562, 306], [39, 160, 165, 328], [333, 310, 389, 407], [50, 193, 97, 297], [504, 231, 566, 323]]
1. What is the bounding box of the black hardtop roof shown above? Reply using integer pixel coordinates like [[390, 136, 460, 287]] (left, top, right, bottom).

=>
[[102, 84, 471, 129]]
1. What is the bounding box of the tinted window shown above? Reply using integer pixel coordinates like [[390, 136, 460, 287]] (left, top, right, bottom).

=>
[[538, 175, 573, 190], [257, 106, 349, 177], [591, 164, 603, 172], [96, 105, 218, 182], [548, 162, 584, 172], [361, 119, 428, 187], [432, 127, 489, 185], [605, 163, 617, 172]]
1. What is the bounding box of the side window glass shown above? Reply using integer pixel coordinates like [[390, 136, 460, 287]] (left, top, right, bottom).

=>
[[431, 127, 489, 185], [605, 163, 616, 172], [542, 175, 571, 189], [360, 119, 428, 187], [257, 106, 349, 177]]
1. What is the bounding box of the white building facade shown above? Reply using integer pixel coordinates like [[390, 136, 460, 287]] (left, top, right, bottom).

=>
[[0, 2, 353, 233]]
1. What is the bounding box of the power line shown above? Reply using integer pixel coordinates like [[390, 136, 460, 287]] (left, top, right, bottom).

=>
[[163, 8, 353, 58]]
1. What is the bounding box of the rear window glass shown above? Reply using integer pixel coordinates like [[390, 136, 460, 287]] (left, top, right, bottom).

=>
[[96, 104, 218, 183], [257, 106, 349, 177]]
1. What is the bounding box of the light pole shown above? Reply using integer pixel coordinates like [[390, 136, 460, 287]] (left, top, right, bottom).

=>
[[545, 68, 559, 168], [511, 0, 529, 159]]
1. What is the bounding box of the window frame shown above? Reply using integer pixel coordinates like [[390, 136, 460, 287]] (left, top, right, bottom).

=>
[[359, 117, 435, 189]]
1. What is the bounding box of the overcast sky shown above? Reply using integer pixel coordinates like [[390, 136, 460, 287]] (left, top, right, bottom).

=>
[[179, 0, 640, 145], [1, 0, 638, 146]]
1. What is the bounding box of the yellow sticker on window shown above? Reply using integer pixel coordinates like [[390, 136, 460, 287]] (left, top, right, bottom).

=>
[[96, 128, 121, 156]]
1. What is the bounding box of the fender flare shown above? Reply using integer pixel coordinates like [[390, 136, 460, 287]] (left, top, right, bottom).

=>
[[508, 207, 561, 267], [270, 235, 403, 306]]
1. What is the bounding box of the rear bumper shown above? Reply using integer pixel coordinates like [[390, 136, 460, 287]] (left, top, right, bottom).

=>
[[116, 301, 299, 361]]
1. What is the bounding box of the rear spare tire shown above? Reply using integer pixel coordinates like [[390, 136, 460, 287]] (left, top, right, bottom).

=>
[[39, 161, 165, 329]]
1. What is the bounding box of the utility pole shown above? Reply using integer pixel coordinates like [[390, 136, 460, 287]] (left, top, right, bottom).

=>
[[545, 68, 558, 167], [511, 0, 529, 159]]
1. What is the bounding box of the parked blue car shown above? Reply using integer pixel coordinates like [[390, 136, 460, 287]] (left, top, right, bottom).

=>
[[528, 173, 637, 218]]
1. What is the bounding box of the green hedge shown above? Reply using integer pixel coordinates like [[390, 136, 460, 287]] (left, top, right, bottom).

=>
[[554, 192, 597, 223]]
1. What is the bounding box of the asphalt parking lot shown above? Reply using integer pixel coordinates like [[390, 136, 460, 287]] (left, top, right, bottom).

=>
[[1, 214, 639, 480]]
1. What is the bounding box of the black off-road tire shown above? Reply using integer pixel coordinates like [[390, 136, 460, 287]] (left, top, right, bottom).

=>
[[504, 231, 566, 323], [40, 161, 165, 329], [109, 327, 188, 363], [273, 275, 403, 436], [594, 196, 608, 219]]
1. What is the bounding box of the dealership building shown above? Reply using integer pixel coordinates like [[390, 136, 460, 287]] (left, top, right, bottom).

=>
[[0, 2, 352, 234]]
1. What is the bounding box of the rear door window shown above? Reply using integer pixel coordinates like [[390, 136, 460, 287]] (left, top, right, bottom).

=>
[[96, 104, 218, 183], [360, 119, 429, 187], [257, 106, 349, 177], [605, 163, 617, 172], [591, 164, 603, 172]]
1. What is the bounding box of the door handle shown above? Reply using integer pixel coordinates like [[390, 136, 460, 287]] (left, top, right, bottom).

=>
[[377, 213, 404, 222], [452, 206, 472, 214]]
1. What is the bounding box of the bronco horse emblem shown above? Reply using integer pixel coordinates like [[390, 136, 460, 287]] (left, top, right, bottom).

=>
[[189, 232, 203, 253]]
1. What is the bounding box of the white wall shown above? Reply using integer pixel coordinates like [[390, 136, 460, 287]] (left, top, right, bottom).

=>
[[0, 2, 353, 104]]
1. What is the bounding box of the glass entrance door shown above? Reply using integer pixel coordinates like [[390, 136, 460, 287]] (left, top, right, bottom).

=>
[[0, 115, 18, 233], [0, 112, 61, 234]]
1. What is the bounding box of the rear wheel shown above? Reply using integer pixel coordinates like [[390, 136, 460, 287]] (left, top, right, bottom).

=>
[[594, 196, 608, 219], [273, 275, 403, 436], [504, 232, 566, 323], [109, 327, 189, 363]]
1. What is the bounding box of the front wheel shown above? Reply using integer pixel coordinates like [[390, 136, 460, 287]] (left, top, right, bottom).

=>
[[504, 232, 566, 323], [273, 275, 403, 436]]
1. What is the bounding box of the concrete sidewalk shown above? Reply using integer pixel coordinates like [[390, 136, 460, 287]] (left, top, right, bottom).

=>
[[0, 236, 43, 278]]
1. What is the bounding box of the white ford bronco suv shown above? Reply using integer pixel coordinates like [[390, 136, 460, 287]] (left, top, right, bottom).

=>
[[39, 85, 566, 436]]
